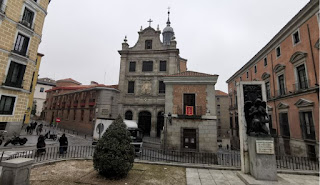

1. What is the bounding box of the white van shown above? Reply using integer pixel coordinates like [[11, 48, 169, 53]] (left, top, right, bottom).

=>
[[92, 119, 143, 154]]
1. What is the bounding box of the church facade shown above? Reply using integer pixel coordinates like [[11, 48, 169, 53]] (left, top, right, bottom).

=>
[[117, 14, 187, 138]]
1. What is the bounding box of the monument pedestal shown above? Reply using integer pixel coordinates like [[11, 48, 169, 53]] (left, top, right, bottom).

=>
[[247, 136, 277, 181]]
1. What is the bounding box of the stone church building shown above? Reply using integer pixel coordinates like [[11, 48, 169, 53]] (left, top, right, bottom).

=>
[[118, 14, 188, 138], [117, 12, 219, 152]]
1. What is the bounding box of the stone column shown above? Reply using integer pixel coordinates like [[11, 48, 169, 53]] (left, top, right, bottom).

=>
[[0, 158, 34, 185]]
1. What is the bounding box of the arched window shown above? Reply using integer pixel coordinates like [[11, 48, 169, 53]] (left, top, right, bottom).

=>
[[125, 110, 133, 120]]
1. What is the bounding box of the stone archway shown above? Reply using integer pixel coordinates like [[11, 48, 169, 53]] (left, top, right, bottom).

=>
[[138, 111, 152, 136], [157, 111, 164, 137]]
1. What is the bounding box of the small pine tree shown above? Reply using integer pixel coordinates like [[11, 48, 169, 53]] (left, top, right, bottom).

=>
[[93, 115, 135, 179]]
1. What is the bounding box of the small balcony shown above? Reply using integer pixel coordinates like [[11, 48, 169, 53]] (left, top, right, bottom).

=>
[[61, 102, 66, 108], [173, 105, 204, 118], [89, 99, 95, 106], [73, 101, 78, 107], [67, 102, 71, 108], [80, 100, 85, 107], [293, 79, 309, 93], [277, 88, 287, 97]]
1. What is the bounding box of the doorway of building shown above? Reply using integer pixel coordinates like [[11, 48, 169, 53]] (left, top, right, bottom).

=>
[[138, 111, 151, 136], [183, 129, 197, 150], [157, 112, 164, 137]]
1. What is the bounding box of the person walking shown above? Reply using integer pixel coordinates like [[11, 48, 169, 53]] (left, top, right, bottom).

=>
[[59, 134, 68, 154], [36, 135, 46, 156]]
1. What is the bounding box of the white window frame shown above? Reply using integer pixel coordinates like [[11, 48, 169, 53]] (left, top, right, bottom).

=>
[[292, 29, 301, 46], [12, 31, 32, 57], [20, 3, 37, 29], [293, 59, 309, 91], [3, 58, 27, 85], [246, 71, 249, 79], [0, 93, 18, 116], [276, 45, 281, 59]]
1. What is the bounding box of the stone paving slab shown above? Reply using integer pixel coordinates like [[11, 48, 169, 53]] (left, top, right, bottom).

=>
[[187, 168, 319, 185]]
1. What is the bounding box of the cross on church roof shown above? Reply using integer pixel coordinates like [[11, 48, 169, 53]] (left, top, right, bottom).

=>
[[148, 19, 153, 27]]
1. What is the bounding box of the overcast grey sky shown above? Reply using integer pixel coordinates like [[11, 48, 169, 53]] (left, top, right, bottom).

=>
[[38, 0, 309, 92]]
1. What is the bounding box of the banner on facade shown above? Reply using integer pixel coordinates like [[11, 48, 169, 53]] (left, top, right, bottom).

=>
[[186, 106, 194, 116]]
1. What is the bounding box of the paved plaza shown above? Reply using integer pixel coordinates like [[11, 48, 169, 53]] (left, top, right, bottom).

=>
[[186, 168, 319, 185]]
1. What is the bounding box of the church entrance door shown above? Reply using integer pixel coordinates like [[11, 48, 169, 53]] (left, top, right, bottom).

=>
[[157, 112, 164, 137], [138, 111, 152, 136]]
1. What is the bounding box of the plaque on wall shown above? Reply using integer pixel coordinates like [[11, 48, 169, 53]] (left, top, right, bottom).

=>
[[256, 140, 274, 154], [101, 109, 109, 115]]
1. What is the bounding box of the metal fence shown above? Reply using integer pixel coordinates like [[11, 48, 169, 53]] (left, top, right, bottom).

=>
[[4, 145, 95, 163], [276, 155, 319, 171], [2, 146, 319, 171], [138, 148, 241, 167]]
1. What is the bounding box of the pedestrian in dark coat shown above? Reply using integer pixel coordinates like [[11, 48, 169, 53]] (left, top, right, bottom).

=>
[[37, 135, 46, 155], [59, 134, 68, 154]]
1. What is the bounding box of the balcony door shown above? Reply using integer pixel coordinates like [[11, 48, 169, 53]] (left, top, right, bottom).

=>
[[183, 94, 195, 115]]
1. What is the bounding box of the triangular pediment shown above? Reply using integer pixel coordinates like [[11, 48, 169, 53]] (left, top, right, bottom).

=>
[[261, 72, 270, 80], [277, 102, 289, 109], [267, 105, 273, 111], [274, 64, 286, 73], [294, 98, 314, 108], [289, 51, 307, 64]]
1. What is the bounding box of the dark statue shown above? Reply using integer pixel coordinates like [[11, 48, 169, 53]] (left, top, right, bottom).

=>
[[244, 98, 270, 136]]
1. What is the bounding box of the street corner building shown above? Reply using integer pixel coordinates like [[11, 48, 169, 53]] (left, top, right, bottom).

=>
[[163, 71, 219, 153], [43, 79, 119, 135], [0, 0, 51, 136], [226, 0, 319, 158]]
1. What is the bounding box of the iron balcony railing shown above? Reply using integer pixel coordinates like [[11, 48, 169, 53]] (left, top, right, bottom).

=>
[[173, 105, 204, 117], [19, 15, 35, 30], [293, 79, 309, 92], [277, 88, 287, 97]]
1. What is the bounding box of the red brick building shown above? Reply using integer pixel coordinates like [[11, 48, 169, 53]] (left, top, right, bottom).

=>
[[43, 78, 119, 135], [226, 0, 319, 157]]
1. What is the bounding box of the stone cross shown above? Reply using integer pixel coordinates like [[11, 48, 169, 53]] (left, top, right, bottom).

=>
[[148, 19, 153, 27]]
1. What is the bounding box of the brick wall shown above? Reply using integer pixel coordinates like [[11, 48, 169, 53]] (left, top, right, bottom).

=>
[[172, 84, 207, 115]]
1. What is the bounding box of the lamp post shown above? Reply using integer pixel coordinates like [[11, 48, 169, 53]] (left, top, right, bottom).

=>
[[164, 112, 172, 151]]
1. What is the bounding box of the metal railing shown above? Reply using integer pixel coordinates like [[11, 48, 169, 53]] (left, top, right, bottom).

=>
[[173, 105, 204, 117], [293, 80, 309, 92], [138, 148, 241, 167], [277, 88, 287, 97], [276, 155, 319, 171], [2, 146, 318, 171], [19, 15, 35, 30], [4, 145, 95, 163]]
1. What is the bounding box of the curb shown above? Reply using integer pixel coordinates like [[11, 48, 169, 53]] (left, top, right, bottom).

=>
[[134, 159, 240, 171], [31, 157, 93, 168]]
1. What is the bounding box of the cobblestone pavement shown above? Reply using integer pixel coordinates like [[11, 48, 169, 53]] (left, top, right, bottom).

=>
[[186, 168, 319, 185]]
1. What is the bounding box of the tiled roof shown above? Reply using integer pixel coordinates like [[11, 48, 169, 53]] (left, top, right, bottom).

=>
[[56, 78, 81, 85], [46, 84, 118, 92], [215, 90, 228, 96], [165, 71, 218, 77]]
